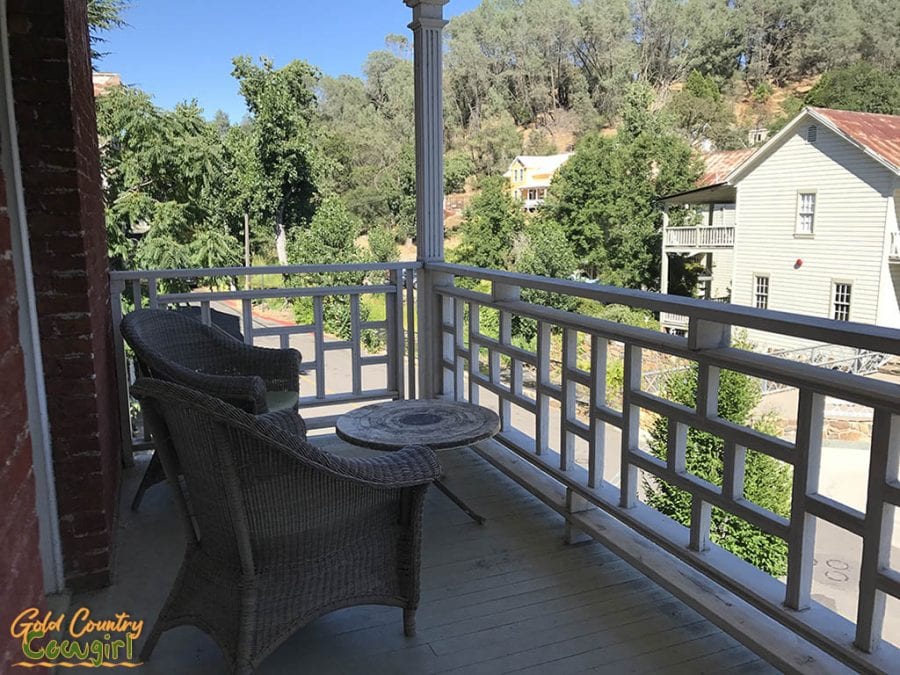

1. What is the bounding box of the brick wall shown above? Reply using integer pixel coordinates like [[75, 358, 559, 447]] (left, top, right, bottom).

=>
[[8, 0, 120, 590], [0, 173, 45, 668]]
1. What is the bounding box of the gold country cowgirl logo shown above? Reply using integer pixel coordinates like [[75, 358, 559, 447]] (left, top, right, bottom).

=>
[[10, 607, 143, 668]]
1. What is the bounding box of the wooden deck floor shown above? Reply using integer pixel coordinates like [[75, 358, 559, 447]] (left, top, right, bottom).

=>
[[73, 439, 778, 674]]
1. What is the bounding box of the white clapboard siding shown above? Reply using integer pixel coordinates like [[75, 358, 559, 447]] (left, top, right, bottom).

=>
[[876, 189, 900, 328], [731, 123, 896, 351], [709, 249, 734, 300]]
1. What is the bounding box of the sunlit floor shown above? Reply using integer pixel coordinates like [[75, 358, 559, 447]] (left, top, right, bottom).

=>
[[72, 439, 776, 674]]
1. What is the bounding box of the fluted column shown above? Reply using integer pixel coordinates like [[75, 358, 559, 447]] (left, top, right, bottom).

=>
[[407, 0, 447, 262], [407, 0, 448, 398]]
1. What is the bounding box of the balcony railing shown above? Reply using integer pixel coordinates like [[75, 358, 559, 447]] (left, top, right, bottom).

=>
[[110, 262, 420, 448], [110, 261, 900, 672], [890, 231, 900, 262], [664, 225, 735, 249]]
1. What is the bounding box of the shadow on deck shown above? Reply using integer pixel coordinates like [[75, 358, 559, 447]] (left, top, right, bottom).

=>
[[72, 438, 777, 674]]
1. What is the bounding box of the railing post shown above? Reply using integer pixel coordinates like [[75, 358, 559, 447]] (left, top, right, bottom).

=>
[[407, 0, 448, 399], [854, 409, 899, 651], [785, 390, 824, 611], [110, 278, 134, 467], [493, 281, 520, 429]]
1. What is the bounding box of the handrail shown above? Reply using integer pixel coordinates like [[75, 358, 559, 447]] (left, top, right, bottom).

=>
[[427, 262, 900, 356], [110, 260, 422, 281], [429, 263, 900, 672]]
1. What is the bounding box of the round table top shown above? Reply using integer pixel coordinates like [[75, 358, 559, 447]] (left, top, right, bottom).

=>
[[336, 399, 500, 451]]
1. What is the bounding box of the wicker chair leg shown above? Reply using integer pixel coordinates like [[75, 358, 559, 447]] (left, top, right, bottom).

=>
[[403, 608, 416, 637], [131, 451, 165, 511]]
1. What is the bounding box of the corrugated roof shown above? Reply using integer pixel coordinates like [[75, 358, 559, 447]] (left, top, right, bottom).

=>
[[810, 107, 900, 172], [697, 148, 756, 187]]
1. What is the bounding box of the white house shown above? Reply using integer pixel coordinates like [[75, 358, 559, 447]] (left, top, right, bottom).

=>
[[660, 107, 900, 351]]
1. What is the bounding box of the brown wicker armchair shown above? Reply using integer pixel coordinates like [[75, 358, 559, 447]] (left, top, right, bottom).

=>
[[132, 378, 441, 674], [121, 308, 303, 510]]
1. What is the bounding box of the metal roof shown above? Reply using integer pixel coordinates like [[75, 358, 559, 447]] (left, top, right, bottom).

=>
[[696, 148, 756, 187], [809, 107, 900, 173]]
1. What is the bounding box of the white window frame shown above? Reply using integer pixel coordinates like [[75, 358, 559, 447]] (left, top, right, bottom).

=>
[[795, 191, 816, 236], [753, 274, 769, 310], [832, 281, 852, 322]]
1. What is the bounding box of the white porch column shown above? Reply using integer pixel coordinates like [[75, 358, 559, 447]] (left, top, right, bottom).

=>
[[406, 0, 448, 398], [660, 205, 670, 295]]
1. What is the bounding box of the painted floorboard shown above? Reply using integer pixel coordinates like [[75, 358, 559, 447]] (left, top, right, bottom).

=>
[[74, 442, 775, 674]]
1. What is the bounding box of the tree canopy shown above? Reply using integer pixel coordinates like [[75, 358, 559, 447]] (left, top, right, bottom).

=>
[[544, 84, 701, 290]]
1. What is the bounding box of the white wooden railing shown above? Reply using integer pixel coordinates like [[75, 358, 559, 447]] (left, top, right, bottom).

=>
[[425, 261, 900, 673], [665, 225, 735, 249], [111, 260, 900, 671], [890, 231, 900, 262], [110, 262, 420, 453]]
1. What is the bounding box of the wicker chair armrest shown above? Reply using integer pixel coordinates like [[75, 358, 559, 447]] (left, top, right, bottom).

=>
[[316, 445, 442, 488], [160, 362, 268, 414], [257, 408, 307, 440]]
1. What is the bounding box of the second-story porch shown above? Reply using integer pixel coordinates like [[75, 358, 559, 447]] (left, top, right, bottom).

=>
[[103, 257, 900, 674], [3, 1, 900, 673]]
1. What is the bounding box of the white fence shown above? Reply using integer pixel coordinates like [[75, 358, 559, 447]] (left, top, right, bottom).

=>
[[665, 225, 735, 249], [427, 261, 900, 673], [110, 262, 420, 451]]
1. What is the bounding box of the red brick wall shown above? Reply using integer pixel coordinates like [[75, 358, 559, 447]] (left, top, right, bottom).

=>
[[0, 174, 45, 668], [8, 0, 120, 590]]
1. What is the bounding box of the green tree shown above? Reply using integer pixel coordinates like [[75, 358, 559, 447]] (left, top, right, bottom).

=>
[[288, 196, 369, 340], [511, 218, 579, 339], [87, 0, 128, 62], [445, 151, 474, 194], [667, 70, 742, 149], [232, 56, 322, 265], [545, 84, 701, 290], [645, 364, 792, 576], [523, 129, 558, 155], [469, 111, 522, 176], [572, 0, 635, 120], [451, 176, 524, 272], [805, 61, 900, 114], [367, 223, 400, 263], [96, 85, 231, 274]]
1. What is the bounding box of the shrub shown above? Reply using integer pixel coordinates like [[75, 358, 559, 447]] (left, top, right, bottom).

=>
[[645, 365, 792, 576]]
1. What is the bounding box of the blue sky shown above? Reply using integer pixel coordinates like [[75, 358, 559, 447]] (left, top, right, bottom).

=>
[[96, 0, 482, 121]]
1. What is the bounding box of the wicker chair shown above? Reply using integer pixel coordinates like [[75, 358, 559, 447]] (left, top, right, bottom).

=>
[[132, 378, 441, 674], [121, 308, 303, 510]]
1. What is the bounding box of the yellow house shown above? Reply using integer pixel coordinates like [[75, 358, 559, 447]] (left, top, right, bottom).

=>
[[503, 152, 573, 211]]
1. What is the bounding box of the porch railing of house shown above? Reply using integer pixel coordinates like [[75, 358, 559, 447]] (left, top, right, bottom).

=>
[[664, 225, 735, 249], [110, 261, 899, 672]]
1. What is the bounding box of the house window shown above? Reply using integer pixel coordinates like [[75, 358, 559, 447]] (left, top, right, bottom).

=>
[[833, 282, 851, 321], [527, 189, 536, 200], [807, 125, 817, 143], [796, 192, 816, 234], [754, 275, 769, 309]]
